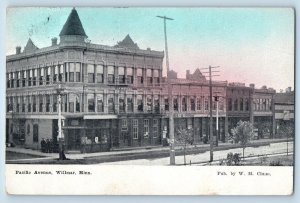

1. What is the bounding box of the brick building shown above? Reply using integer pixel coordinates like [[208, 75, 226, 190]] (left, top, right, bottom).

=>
[[6, 8, 279, 152]]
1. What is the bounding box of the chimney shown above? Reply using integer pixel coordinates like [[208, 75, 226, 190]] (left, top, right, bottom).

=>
[[16, 46, 21, 54], [249, 83, 255, 88], [261, 85, 267, 89], [51, 37, 58, 46], [186, 70, 190, 79]]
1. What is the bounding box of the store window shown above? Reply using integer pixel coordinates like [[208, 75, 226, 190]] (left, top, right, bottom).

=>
[[153, 119, 158, 138]]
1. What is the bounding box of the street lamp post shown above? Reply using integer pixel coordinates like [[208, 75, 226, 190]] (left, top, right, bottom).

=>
[[57, 84, 66, 160]]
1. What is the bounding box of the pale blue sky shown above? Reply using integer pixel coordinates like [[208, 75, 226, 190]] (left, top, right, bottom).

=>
[[6, 7, 294, 91]]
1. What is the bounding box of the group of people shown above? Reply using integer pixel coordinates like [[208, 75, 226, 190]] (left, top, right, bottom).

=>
[[40, 138, 57, 153]]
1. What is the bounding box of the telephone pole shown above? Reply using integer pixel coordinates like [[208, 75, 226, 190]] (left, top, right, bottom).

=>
[[201, 65, 220, 162], [157, 15, 175, 165]]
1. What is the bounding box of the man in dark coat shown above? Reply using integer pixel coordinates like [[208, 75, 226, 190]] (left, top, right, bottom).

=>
[[41, 138, 46, 153], [46, 138, 51, 153]]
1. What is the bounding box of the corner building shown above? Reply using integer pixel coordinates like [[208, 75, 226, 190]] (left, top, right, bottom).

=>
[[6, 9, 276, 152]]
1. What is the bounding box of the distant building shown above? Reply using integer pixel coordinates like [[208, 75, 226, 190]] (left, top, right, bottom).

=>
[[274, 89, 294, 138], [6, 8, 283, 153]]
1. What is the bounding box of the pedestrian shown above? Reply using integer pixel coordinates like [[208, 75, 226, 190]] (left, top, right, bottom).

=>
[[46, 138, 51, 153], [41, 138, 46, 153], [50, 139, 54, 153]]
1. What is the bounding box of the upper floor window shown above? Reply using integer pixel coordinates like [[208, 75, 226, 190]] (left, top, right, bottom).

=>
[[191, 98, 195, 111], [245, 98, 249, 111], [182, 97, 187, 111], [96, 65, 103, 83], [46, 95, 50, 112], [45, 67, 51, 85], [154, 95, 159, 113], [69, 63, 80, 82], [234, 98, 238, 111], [146, 69, 152, 85], [32, 69, 37, 86], [97, 94, 104, 112], [53, 95, 57, 112], [108, 94, 115, 113], [32, 96, 37, 112], [137, 68, 143, 84], [107, 66, 115, 84], [39, 68, 43, 85], [118, 67, 125, 84], [196, 97, 202, 111], [153, 70, 159, 85], [127, 95, 133, 112], [16, 71, 20, 88], [87, 64, 95, 83], [137, 95, 143, 112], [119, 95, 125, 113], [240, 98, 244, 111], [54, 66, 58, 82], [127, 68, 133, 84], [22, 71, 26, 87], [173, 97, 178, 111], [39, 95, 43, 112], [164, 97, 169, 111], [147, 95, 152, 113], [204, 99, 209, 111], [7, 73, 11, 88], [87, 94, 95, 112]]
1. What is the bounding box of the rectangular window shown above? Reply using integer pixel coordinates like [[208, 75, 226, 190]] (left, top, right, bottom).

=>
[[28, 70, 32, 86], [144, 119, 149, 137], [137, 68, 143, 84], [32, 96, 36, 112], [53, 95, 57, 112], [154, 96, 159, 113], [39, 69, 43, 85], [87, 94, 95, 112], [153, 119, 158, 138], [11, 73, 15, 88], [127, 68, 133, 84], [54, 66, 58, 82], [137, 95, 143, 112], [27, 96, 31, 112], [197, 97, 202, 111], [46, 95, 50, 112], [108, 94, 115, 113], [234, 99, 238, 111], [97, 94, 104, 112], [245, 98, 249, 111], [96, 65, 103, 83], [69, 63, 75, 82], [191, 98, 195, 111], [240, 98, 244, 111], [16, 71, 20, 88], [75, 63, 81, 82], [32, 69, 37, 86], [16, 97, 19, 112], [205, 99, 209, 111], [153, 70, 159, 85], [228, 98, 232, 111], [133, 119, 138, 139], [127, 95, 133, 112], [118, 67, 125, 84], [146, 69, 152, 85], [119, 96, 125, 113], [46, 67, 50, 84], [7, 73, 11, 88], [164, 97, 169, 111], [22, 71, 26, 87], [173, 97, 178, 111], [107, 66, 115, 84], [69, 101, 74, 113], [87, 64, 95, 83], [59, 65, 63, 82], [64, 64, 68, 82], [22, 96, 25, 112], [39, 95, 43, 112], [182, 97, 187, 111]]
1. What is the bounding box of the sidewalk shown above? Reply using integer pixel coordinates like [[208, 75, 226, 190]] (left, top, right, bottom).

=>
[[6, 138, 292, 163]]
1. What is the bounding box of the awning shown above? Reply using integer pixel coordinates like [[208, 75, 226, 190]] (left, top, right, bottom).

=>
[[83, 115, 118, 120]]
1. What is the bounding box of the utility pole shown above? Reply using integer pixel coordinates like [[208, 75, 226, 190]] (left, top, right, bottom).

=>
[[157, 15, 175, 165], [57, 84, 66, 160], [201, 66, 220, 162]]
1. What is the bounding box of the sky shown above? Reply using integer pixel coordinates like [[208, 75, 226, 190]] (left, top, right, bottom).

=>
[[6, 7, 294, 91]]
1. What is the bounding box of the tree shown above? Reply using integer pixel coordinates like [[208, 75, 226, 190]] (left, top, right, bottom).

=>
[[231, 121, 255, 159], [176, 127, 194, 165]]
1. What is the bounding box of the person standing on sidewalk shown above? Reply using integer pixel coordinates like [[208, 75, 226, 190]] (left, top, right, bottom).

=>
[[46, 138, 51, 153], [41, 138, 46, 153]]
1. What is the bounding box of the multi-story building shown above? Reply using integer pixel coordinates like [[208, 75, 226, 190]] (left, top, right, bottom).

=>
[[6, 8, 278, 153]]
